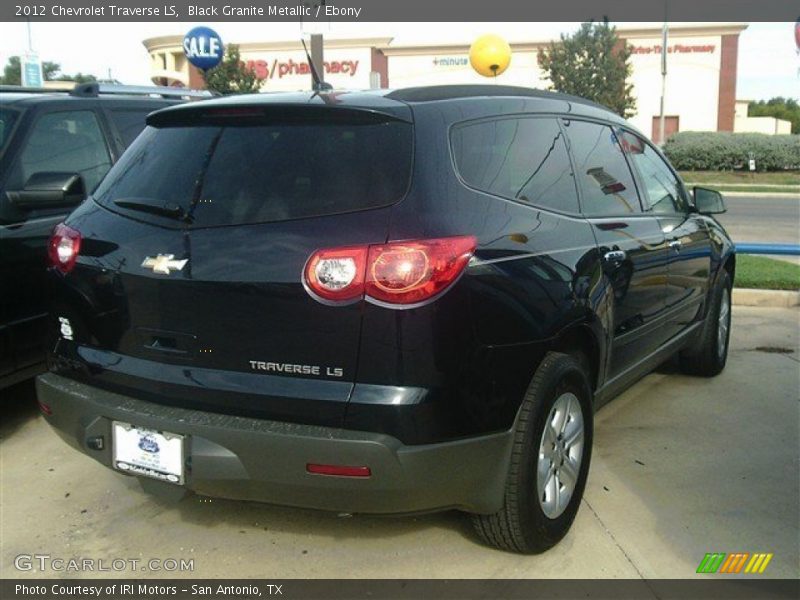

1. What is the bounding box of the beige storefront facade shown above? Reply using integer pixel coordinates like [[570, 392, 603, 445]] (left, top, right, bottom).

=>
[[144, 23, 747, 141]]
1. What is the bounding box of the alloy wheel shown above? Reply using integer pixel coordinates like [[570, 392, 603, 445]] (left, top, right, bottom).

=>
[[537, 392, 584, 519], [718, 288, 731, 359]]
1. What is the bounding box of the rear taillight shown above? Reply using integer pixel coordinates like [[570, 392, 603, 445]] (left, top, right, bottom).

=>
[[366, 237, 476, 305], [303, 246, 368, 303], [47, 223, 82, 274], [303, 236, 476, 307]]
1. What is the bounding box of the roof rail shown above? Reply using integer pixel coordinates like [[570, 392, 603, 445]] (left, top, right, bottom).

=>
[[0, 84, 73, 94], [386, 85, 612, 113], [70, 82, 216, 99]]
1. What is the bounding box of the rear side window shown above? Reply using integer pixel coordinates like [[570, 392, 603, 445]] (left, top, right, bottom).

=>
[[9, 110, 111, 192], [562, 120, 641, 216], [0, 107, 20, 152], [451, 117, 578, 213], [107, 109, 153, 147], [94, 116, 412, 228]]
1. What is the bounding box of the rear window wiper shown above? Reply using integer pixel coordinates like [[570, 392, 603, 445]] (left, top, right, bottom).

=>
[[113, 199, 191, 222]]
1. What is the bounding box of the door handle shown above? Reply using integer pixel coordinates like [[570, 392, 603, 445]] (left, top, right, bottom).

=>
[[603, 250, 627, 263], [669, 239, 682, 251]]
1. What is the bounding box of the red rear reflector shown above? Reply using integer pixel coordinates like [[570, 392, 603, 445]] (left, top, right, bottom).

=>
[[306, 464, 371, 478], [303, 236, 476, 307], [37, 401, 52, 416], [47, 223, 82, 274]]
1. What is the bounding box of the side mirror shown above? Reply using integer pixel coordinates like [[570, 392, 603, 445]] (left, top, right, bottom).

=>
[[693, 186, 726, 215], [6, 172, 86, 210]]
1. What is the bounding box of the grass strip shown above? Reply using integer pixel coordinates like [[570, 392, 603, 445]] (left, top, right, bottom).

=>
[[735, 255, 800, 290]]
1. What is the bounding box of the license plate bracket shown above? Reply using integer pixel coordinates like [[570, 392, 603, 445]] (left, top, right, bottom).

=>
[[112, 421, 185, 485]]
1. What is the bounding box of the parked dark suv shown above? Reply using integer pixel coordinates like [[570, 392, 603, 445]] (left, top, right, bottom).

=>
[[0, 83, 213, 390], [37, 85, 734, 553]]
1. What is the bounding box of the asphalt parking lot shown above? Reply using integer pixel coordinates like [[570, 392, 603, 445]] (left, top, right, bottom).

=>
[[717, 195, 800, 246], [1, 306, 798, 579]]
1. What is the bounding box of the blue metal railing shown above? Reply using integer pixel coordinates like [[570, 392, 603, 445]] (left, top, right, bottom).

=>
[[735, 243, 800, 256]]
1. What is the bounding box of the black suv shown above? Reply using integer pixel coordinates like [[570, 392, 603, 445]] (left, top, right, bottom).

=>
[[0, 83, 209, 389], [38, 86, 734, 553]]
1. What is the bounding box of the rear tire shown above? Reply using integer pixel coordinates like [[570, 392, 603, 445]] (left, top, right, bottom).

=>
[[679, 270, 732, 377], [472, 352, 593, 553]]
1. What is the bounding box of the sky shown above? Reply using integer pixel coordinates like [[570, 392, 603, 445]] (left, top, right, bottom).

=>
[[0, 21, 797, 101]]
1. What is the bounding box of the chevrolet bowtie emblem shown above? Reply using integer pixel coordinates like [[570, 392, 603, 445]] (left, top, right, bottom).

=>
[[141, 254, 188, 275]]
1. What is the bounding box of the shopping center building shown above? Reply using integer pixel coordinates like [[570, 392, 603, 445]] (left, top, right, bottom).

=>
[[144, 23, 748, 142]]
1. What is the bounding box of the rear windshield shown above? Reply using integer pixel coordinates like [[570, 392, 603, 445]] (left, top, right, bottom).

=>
[[94, 116, 412, 227]]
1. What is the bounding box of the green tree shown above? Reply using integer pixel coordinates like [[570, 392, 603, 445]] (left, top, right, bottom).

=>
[[748, 97, 800, 134], [1, 56, 23, 85], [43, 61, 61, 79], [201, 44, 264, 95], [52, 72, 97, 84], [538, 20, 636, 118], [0, 55, 95, 85]]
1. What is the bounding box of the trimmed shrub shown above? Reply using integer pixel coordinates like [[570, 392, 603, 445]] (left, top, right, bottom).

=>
[[663, 132, 800, 171]]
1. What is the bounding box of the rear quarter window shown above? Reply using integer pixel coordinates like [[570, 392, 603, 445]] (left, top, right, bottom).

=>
[[450, 116, 579, 214], [94, 115, 412, 228]]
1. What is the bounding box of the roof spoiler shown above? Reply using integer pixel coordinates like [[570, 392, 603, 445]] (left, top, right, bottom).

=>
[[147, 103, 412, 127]]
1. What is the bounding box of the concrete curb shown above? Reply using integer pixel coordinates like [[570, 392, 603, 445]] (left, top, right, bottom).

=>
[[732, 288, 800, 308]]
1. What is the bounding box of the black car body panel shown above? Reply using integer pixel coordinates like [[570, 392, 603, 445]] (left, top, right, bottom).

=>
[[0, 90, 180, 389], [40, 86, 734, 514], [52, 199, 395, 428]]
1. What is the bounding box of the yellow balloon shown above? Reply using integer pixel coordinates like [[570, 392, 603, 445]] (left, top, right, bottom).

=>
[[469, 34, 512, 77]]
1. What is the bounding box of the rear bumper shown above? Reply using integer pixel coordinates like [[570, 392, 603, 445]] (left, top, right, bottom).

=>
[[36, 372, 513, 514]]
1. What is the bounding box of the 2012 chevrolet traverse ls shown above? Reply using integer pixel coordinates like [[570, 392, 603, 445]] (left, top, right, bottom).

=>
[[38, 86, 734, 553]]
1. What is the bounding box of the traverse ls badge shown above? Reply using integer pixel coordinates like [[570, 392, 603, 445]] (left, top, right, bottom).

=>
[[141, 254, 188, 275]]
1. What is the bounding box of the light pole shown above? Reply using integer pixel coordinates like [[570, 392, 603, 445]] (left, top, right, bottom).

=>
[[21, 18, 43, 88], [301, 1, 329, 91], [658, 19, 668, 145]]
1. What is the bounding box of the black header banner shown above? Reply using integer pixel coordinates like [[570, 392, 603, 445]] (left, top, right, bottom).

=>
[[1, 0, 799, 22]]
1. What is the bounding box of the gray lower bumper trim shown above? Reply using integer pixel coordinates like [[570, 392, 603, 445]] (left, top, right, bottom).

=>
[[36, 373, 513, 515]]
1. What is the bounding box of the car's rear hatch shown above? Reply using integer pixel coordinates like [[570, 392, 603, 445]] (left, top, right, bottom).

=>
[[56, 98, 413, 427]]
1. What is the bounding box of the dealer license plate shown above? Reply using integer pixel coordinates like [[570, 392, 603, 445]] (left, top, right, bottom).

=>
[[112, 421, 185, 485]]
